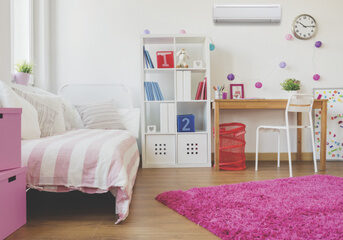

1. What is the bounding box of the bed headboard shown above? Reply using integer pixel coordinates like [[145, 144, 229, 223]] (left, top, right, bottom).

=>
[[58, 83, 134, 108]]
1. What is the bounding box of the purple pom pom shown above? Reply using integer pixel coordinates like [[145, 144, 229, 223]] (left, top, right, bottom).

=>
[[279, 61, 287, 68], [227, 73, 235, 81], [143, 29, 150, 34], [313, 74, 320, 81], [255, 82, 263, 89], [315, 41, 322, 48]]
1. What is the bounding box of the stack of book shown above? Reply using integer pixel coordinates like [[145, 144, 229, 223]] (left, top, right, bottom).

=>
[[143, 46, 154, 69], [176, 71, 191, 101], [144, 82, 164, 101], [160, 103, 176, 133], [195, 77, 207, 100]]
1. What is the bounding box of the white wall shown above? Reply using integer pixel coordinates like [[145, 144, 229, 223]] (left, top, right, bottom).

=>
[[0, 0, 11, 81], [48, 0, 343, 153]]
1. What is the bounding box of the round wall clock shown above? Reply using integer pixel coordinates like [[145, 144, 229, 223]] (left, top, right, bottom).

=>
[[292, 14, 317, 40]]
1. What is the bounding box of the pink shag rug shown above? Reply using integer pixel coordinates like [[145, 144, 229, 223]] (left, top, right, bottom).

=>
[[156, 175, 343, 239]]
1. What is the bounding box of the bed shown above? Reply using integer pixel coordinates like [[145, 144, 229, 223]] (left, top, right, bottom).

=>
[[21, 84, 140, 224]]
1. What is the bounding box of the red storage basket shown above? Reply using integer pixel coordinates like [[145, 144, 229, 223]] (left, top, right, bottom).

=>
[[217, 123, 246, 170]]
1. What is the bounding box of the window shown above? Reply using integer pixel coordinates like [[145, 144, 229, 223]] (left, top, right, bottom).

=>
[[11, 0, 33, 75]]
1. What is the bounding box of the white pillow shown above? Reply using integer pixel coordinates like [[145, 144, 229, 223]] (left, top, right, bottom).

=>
[[10, 83, 83, 131], [13, 88, 66, 136], [62, 99, 84, 131], [117, 108, 140, 138], [76, 100, 126, 130], [0, 81, 41, 139]]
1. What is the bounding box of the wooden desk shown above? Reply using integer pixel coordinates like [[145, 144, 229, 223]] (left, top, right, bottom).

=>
[[214, 99, 328, 171]]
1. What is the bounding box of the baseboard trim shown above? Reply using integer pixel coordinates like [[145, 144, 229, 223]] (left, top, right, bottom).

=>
[[246, 152, 313, 161], [211, 152, 314, 162]]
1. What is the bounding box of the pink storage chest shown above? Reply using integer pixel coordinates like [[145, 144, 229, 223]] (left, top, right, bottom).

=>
[[0, 167, 27, 240], [0, 108, 21, 171]]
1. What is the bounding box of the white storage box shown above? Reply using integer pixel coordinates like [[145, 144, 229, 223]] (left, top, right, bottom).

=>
[[177, 134, 208, 164], [146, 135, 176, 165]]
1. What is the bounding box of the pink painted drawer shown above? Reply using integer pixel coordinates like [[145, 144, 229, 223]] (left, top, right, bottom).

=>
[[0, 108, 22, 171], [0, 167, 27, 240]]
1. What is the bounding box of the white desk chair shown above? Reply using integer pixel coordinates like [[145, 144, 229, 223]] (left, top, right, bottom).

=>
[[255, 94, 318, 177]]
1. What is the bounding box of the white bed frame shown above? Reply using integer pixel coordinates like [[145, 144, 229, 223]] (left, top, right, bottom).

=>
[[58, 83, 134, 108], [58, 83, 141, 142]]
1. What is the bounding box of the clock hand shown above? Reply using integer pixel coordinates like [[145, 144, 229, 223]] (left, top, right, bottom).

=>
[[299, 22, 307, 28]]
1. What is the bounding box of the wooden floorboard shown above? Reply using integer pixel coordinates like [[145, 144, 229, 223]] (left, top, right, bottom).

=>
[[7, 161, 343, 240]]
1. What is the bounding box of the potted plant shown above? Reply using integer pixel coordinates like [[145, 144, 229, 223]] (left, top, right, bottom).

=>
[[15, 61, 33, 85], [280, 78, 301, 95]]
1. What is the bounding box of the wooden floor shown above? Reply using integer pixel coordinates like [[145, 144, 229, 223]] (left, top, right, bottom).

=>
[[8, 161, 343, 240]]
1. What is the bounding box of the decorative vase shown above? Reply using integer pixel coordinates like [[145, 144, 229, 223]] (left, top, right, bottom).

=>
[[15, 72, 30, 85]]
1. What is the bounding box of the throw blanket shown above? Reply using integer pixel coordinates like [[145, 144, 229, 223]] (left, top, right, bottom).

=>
[[22, 129, 140, 223]]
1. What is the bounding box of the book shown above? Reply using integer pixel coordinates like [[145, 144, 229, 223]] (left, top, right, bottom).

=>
[[160, 103, 168, 132], [200, 78, 206, 100], [183, 71, 191, 100], [155, 82, 164, 100], [146, 50, 154, 68], [143, 46, 154, 69], [151, 82, 160, 100], [195, 82, 203, 100], [176, 71, 183, 101], [204, 77, 207, 100], [168, 103, 176, 133], [144, 82, 164, 101]]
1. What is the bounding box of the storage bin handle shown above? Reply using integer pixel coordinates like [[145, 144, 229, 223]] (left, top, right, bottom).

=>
[[0, 113, 2, 119], [8, 176, 16, 183]]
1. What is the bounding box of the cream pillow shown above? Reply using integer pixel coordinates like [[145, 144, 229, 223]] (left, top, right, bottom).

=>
[[10, 83, 83, 131], [13, 88, 66, 136], [0, 81, 41, 139], [76, 100, 125, 130]]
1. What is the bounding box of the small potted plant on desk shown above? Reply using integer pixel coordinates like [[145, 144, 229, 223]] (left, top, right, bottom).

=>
[[281, 78, 301, 96], [14, 61, 33, 85]]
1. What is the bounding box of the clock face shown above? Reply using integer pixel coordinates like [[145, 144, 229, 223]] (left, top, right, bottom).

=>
[[292, 14, 317, 40]]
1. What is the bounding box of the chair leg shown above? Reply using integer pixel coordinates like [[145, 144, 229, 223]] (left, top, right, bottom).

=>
[[309, 113, 318, 172], [255, 127, 260, 171], [286, 127, 293, 177], [277, 131, 281, 168]]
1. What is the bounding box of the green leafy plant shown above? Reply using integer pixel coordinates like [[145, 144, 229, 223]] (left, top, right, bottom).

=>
[[15, 61, 33, 74], [280, 78, 301, 91]]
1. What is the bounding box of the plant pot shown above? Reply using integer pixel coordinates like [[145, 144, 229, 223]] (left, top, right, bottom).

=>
[[286, 90, 299, 97], [15, 72, 30, 85]]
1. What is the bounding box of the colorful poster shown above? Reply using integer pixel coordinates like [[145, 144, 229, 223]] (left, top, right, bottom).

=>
[[314, 88, 343, 160]]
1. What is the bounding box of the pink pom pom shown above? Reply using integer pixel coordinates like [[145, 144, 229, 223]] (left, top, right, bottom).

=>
[[285, 34, 293, 40], [313, 74, 320, 81], [179, 29, 186, 34], [255, 82, 263, 89]]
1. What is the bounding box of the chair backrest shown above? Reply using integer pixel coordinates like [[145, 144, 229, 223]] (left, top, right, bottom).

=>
[[286, 94, 314, 113]]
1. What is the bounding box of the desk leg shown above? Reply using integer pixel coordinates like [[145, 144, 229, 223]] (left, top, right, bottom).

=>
[[320, 103, 327, 171], [297, 112, 302, 161], [215, 102, 220, 171]]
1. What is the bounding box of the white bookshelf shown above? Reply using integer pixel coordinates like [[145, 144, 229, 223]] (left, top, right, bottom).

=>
[[141, 34, 211, 168]]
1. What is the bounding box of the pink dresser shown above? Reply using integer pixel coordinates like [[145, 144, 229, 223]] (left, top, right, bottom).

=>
[[0, 167, 27, 240], [0, 108, 26, 239], [0, 108, 22, 171]]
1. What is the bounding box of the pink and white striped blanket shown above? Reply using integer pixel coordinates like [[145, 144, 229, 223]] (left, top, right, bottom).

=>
[[21, 129, 140, 223]]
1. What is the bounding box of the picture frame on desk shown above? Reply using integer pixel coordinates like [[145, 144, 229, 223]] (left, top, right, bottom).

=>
[[230, 84, 244, 99]]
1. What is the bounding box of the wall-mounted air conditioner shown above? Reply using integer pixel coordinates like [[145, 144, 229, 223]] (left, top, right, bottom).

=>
[[213, 4, 281, 23]]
